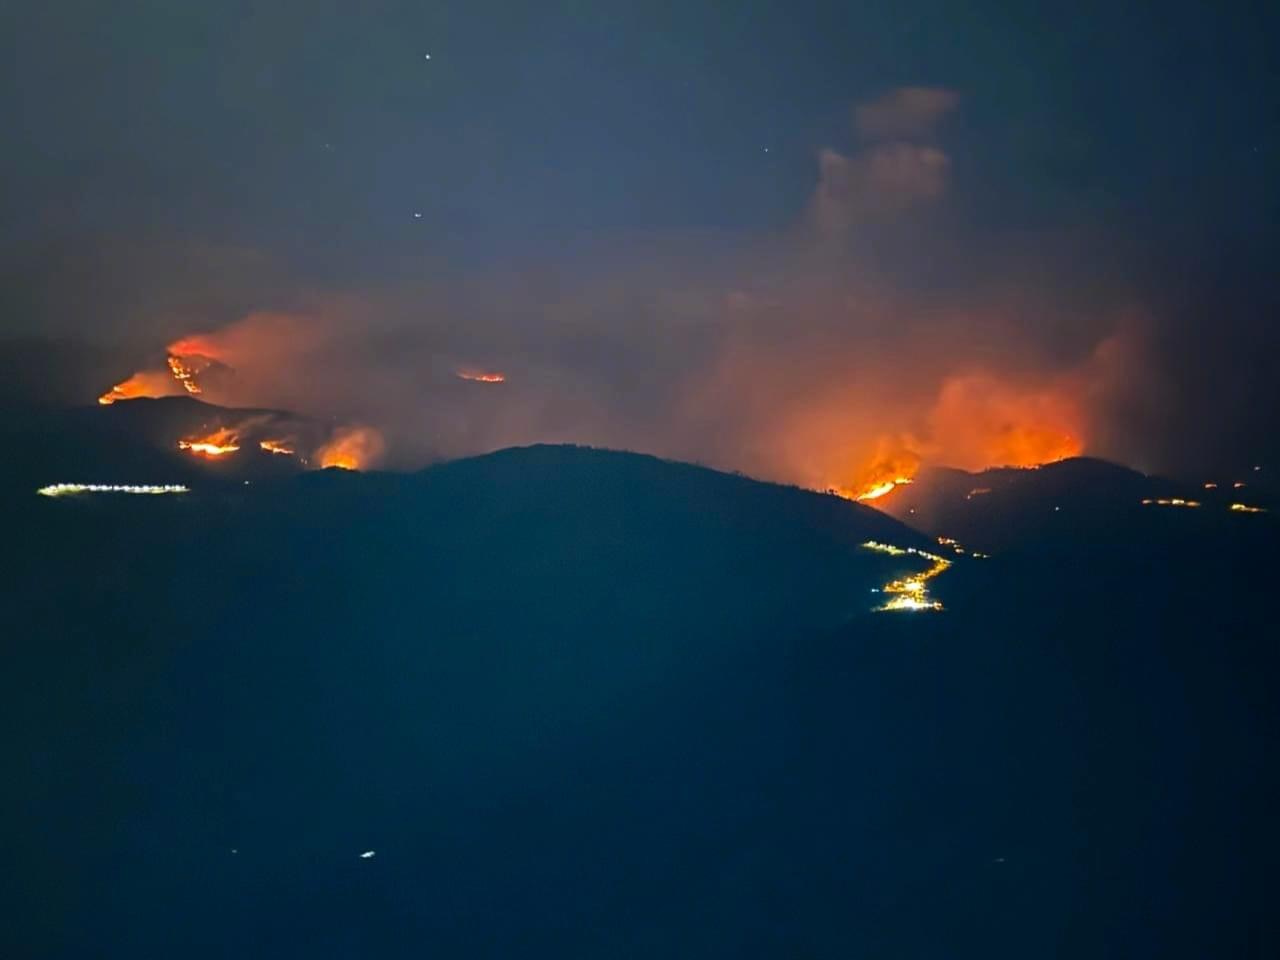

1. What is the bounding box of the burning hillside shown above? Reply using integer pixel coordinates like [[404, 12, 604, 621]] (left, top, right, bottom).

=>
[[96, 314, 312, 409], [259, 439, 295, 456], [169, 413, 382, 471], [94, 313, 1093, 492], [100, 349, 230, 406], [95, 315, 385, 472], [178, 426, 241, 457], [84, 276, 1120, 496], [812, 372, 1086, 502], [316, 426, 386, 470]]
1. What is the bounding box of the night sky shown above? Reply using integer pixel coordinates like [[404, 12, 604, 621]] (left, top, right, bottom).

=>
[[6, 7, 1280, 955], [2, 1, 1278, 478]]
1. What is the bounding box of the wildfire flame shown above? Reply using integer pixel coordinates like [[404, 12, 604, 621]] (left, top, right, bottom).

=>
[[99, 350, 218, 405], [853, 477, 913, 501], [166, 355, 206, 395], [99, 369, 185, 405], [827, 439, 924, 502], [178, 427, 241, 457], [315, 426, 385, 470], [816, 373, 1085, 504], [259, 439, 295, 456], [457, 370, 506, 383]]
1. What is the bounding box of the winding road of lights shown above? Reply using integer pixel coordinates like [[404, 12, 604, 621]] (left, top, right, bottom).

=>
[[1142, 498, 1269, 515], [862, 540, 952, 612], [37, 483, 189, 498]]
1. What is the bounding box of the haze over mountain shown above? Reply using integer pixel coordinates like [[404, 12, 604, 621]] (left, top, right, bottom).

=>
[[5, 2, 1280, 954]]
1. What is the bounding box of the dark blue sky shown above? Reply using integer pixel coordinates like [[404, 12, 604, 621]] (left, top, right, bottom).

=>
[[5, 2, 1275, 256], [2, 1, 1277, 475]]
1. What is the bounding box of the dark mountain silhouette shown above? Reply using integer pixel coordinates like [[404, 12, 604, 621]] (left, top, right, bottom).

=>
[[4, 429, 1277, 957], [6, 440, 958, 956], [878, 456, 1274, 552]]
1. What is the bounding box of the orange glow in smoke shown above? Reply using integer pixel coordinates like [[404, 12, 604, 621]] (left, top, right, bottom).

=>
[[457, 370, 506, 383], [315, 426, 386, 471], [828, 438, 924, 502], [165, 334, 233, 363], [178, 427, 241, 457], [925, 374, 1084, 470], [99, 369, 184, 405], [98, 346, 218, 405], [824, 373, 1084, 502]]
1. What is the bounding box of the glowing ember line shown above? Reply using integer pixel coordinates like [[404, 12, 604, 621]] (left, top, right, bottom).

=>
[[1229, 503, 1267, 514], [167, 355, 204, 395], [178, 426, 241, 457], [831, 477, 915, 502], [862, 540, 951, 612], [1141, 498, 1200, 508], [179, 439, 240, 456], [860, 477, 912, 501], [38, 483, 188, 497], [456, 370, 506, 383], [259, 439, 295, 456]]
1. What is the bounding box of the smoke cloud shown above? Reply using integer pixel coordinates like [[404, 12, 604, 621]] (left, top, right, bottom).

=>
[[24, 87, 1246, 486]]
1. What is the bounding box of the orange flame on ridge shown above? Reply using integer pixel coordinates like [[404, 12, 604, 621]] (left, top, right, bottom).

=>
[[824, 373, 1085, 502], [178, 427, 241, 457], [315, 426, 385, 471], [259, 439, 295, 456], [99, 369, 185, 405], [99, 348, 219, 405], [826, 437, 924, 502]]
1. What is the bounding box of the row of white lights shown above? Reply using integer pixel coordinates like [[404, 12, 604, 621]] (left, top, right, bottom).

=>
[[37, 483, 189, 497]]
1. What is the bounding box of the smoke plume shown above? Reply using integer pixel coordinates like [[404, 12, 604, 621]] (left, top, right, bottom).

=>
[[80, 89, 1187, 488]]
